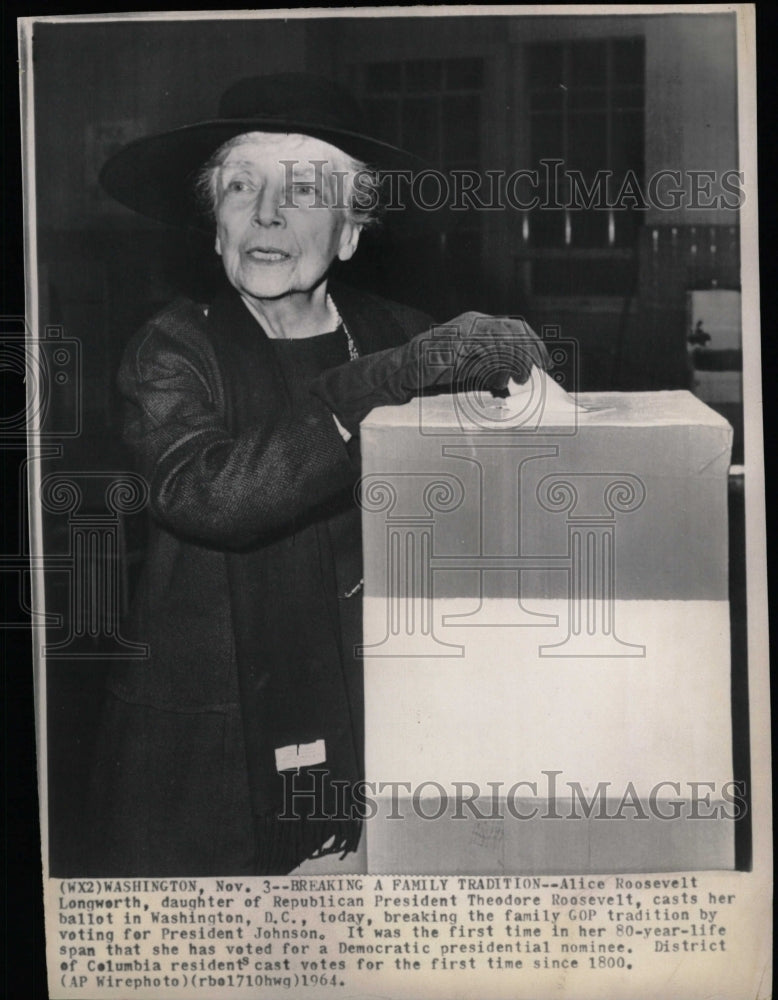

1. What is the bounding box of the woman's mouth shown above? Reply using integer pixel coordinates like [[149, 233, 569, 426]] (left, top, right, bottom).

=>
[[246, 247, 291, 263]]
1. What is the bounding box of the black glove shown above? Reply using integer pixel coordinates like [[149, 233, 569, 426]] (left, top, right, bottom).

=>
[[310, 312, 550, 436]]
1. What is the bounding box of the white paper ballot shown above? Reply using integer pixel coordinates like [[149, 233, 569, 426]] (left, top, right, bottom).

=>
[[505, 365, 584, 413]]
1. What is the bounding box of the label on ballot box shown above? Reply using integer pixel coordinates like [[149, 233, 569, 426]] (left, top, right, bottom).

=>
[[359, 388, 735, 874]]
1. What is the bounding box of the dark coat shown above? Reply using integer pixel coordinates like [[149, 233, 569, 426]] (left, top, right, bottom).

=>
[[84, 282, 432, 875]]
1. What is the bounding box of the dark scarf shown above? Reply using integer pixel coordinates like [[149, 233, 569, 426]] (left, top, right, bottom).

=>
[[204, 283, 405, 873]]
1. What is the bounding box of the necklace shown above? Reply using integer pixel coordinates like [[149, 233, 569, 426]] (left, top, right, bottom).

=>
[[238, 293, 358, 359], [327, 294, 359, 361]]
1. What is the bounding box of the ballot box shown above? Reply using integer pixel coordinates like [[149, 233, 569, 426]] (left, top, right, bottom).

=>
[[359, 382, 735, 873]]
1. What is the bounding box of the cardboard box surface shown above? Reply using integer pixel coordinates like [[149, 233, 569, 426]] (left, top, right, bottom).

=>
[[360, 391, 735, 873]]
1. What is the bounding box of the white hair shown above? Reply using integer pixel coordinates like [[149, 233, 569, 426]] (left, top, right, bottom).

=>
[[195, 131, 382, 228]]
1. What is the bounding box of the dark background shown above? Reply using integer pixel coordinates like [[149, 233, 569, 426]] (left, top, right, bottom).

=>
[[3, 5, 776, 997]]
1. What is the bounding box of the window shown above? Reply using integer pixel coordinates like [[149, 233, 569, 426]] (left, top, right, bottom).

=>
[[522, 37, 645, 297], [361, 57, 483, 169], [356, 59, 486, 303]]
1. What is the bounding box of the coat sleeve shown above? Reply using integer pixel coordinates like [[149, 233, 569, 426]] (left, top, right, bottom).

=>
[[118, 309, 357, 549]]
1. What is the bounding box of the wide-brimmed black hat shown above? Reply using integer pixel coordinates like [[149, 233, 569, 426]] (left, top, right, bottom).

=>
[[100, 72, 427, 229]]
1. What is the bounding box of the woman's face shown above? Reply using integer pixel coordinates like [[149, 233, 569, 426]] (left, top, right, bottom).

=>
[[213, 134, 361, 305]]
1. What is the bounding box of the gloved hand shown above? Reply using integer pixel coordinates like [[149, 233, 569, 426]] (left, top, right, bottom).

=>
[[310, 312, 550, 435]]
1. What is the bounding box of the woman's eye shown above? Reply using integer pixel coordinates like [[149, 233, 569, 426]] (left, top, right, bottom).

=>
[[225, 179, 251, 194], [292, 182, 317, 198]]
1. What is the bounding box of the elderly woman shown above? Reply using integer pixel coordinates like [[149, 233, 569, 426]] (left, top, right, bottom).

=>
[[86, 73, 547, 875]]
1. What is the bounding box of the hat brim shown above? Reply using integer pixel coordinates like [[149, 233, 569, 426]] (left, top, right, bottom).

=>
[[100, 117, 430, 231]]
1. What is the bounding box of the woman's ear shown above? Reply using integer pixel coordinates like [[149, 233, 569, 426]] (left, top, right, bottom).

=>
[[214, 233, 222, 256], [337, 223, 362, 263]]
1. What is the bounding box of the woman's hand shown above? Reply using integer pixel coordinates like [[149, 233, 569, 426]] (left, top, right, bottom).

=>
[[420, 311, 550, 393], [310, 312, 550, 435]]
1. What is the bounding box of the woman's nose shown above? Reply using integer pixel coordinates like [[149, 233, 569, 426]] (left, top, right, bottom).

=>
[[252, 183, 284, 227]]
